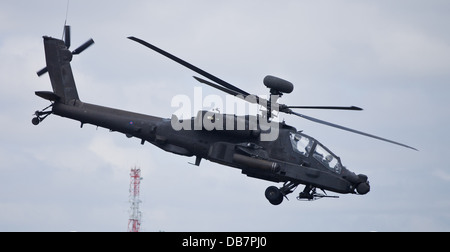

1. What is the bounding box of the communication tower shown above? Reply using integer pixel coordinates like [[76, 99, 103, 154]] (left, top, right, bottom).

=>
[[128, 166, 142, 232]]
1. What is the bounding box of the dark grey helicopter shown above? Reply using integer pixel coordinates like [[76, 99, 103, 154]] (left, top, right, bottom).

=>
[[33, 26, 416, 205]]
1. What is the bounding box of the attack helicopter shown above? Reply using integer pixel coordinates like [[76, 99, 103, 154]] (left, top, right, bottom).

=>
[[33, 26, 417, 205]]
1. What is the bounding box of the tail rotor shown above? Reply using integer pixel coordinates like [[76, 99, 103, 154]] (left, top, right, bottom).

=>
[[36, 25, 94, 77]]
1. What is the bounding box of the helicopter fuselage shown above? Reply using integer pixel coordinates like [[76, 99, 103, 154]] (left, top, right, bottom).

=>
[[52, 100, 368, 199], [33, 35, 375, 205]]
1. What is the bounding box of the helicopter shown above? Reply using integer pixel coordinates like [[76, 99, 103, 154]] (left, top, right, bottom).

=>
[[33, 26, 417, 205]]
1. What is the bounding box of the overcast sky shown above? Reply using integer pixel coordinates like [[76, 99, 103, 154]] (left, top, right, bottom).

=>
[[1, 0, 449, 231]]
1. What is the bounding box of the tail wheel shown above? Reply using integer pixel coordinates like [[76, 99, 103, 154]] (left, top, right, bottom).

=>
[[32, 117, 40, 125], [265, 186, 283, 205], [31, 104, 53, 126]]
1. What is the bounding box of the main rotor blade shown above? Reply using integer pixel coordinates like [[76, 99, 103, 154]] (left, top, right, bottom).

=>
[[287, 106, 363, 111], [72, 38, 94, 55], [289, 110, 418, 151], [193, 76, 241, 96], [128, 36, 250, 96], [193, 76, 270, 108]]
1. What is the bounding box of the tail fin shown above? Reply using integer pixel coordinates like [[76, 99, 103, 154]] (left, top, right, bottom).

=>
[[43, 36, 79, 104]]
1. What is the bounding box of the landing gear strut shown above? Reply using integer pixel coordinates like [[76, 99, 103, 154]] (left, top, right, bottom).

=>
[[297, 185, 339, 201], [32, 103, 53, 125], [265, 183, 339, 205]]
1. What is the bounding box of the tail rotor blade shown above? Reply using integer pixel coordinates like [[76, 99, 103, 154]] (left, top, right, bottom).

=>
[[64, 25, 71, 49], [37, 67, 48, 77], [37, 26, 94, 78], [37, 38, 94, 77], [72, 38, 94, 55]]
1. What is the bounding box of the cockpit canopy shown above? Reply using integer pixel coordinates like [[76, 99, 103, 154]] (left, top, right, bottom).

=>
[[289, 132, 343, 174]]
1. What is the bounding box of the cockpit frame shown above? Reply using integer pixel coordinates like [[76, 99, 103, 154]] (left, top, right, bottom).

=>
[[289, 132, 343, 174]]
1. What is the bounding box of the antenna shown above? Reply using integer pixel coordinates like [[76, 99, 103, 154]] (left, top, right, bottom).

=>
[[128, 166, 143, 232]]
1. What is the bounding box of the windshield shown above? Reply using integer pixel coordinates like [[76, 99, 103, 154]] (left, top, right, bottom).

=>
[[290, 132, 343, 174], [312, 144, 342, 174], [290, 132, 313, 157]]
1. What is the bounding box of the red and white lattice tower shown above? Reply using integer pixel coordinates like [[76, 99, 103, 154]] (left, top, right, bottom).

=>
[[128, 166, 142, 232]]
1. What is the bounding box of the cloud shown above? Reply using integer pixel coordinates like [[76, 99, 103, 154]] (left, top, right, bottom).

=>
[[433, 170, 450, 182], [88, 134, 157, 181], [370, 26, 450, 77], [1, 0, 450, 232]]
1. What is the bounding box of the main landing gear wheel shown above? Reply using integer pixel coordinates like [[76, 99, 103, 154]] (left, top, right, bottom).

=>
[[265, 186, 283, 205]]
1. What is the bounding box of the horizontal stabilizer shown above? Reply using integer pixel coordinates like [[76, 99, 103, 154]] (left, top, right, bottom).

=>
[[35, 91, 60, 101]]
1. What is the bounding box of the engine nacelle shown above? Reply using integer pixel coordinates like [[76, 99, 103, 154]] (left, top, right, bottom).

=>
[[194, 111, 261, 138]]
